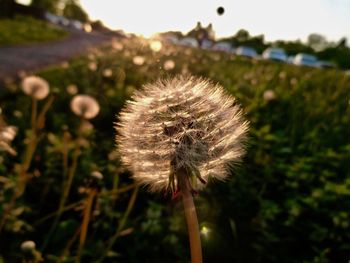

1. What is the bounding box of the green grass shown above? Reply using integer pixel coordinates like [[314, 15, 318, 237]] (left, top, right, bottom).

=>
[[0, 15, 68, 46], [0, 37, 350, 262]]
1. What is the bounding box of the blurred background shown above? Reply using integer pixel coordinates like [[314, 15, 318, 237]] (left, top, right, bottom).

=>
[[0, 0, 350, 262]]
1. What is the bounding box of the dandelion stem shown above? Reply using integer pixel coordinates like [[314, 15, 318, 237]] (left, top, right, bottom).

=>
[[178, 168, 203, 263]]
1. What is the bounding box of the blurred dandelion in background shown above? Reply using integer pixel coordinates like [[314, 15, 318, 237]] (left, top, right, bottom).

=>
[[21, 76, 50, 100], [20, 241, 36, 252], [163, 60, 175, 71], [70, 95, 100, 119], [263, 89, 276, 102], [111, 39, 124, 51], [0, 122, 18, 156], [88, 62, 97, 71], [66, 84, 78, 95], [133, 56, 145, 66], [103, 68, 113, 77], [150, 40, 162, 52]]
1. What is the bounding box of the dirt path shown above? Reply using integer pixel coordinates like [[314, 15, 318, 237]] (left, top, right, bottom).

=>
[[0, 29, 116, 81]]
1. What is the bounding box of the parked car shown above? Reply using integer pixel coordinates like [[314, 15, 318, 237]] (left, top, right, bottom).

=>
[[160, 35, 179, 44], [316, 61, 336, 69], [286, 55, 295, 64], [201, 39, 213, 49], [293, 53, 318, 67], [235, 46, 257, 58], [178, 37, 198, 48], [212, 42, 233, 53], [262, 48, 287, 62]]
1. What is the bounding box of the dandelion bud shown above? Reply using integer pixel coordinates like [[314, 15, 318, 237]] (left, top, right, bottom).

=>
[[116, 76, 248, 193], [70, 95, 100, 119], [21, 76, 50, 100]]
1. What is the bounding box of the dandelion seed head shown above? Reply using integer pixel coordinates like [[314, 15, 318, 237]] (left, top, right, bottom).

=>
[[21, 76, 49, 100], [70, 95, 100, 119], [116, 76, 249, 193]]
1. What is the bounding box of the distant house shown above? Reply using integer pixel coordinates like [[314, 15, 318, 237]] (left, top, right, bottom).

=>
[[235, 46, 257, 58], [186, 22, 215, 47], [212, 42, 233, 53]]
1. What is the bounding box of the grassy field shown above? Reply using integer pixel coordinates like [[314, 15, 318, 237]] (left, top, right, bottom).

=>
[[0, 36, 349, 263], [0, 15, 68, 46]]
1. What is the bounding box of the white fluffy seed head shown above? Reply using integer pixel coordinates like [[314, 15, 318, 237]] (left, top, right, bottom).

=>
[[70, 95, 100, 119], [116, 75, 249, 193], [21, 76, 50, 100]]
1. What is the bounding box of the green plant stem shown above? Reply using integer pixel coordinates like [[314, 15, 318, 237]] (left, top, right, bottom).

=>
[[41, 136, 81, 251], [76, 189, 96, 263], [178, 168, 203, 263], [97, 185, 139, 262]]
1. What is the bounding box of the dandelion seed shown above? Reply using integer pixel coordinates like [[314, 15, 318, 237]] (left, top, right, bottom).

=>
[[21, 76, 50, 100], [163, 60, 175, 70], [133, 56, 145, 66], [70, 95, 100, 119], [116, 76, 249, 193]]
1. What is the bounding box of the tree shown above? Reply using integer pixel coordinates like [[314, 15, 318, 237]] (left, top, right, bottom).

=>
[[0, 0, 16, 17], [30, 0, 61, 13], [234, 29, 250, 42], [62, 0, 89, 22], [307, 33, 328, 51]]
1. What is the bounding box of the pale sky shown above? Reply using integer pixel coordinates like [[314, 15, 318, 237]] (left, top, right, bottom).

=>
[[79, 0, 350, 42], [17, 0, 350, 42]]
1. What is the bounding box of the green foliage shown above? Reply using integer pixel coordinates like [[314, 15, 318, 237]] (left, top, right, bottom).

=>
[[0, 15, 68, 46], [62, 0, 89, 22], [0, 37, 349, 262], [30, 0, 61, 13]]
